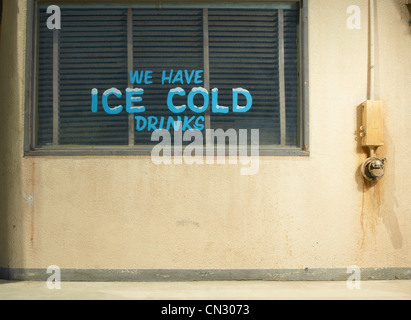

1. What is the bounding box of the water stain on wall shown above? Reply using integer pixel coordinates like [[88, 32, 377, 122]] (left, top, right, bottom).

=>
[[360, 178, 381, 247], [28, 161, 36, 249]]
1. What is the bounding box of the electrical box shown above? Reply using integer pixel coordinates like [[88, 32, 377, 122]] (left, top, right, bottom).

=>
[[360, 100, 384, 147]]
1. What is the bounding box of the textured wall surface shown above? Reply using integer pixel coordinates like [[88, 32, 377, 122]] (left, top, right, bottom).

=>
[[0, 0, 410, 273]]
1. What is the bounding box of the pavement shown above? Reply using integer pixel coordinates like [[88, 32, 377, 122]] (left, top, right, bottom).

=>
[[0, 280, 410, 300]]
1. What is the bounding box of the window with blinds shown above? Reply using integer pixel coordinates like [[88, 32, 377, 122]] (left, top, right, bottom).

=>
[[33, 2, 307, 154]]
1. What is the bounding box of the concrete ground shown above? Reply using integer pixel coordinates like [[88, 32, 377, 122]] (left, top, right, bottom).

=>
[[0, 280, 410, 300]]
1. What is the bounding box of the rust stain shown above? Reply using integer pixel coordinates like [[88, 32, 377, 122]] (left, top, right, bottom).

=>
[[359, 179, 377, 248], [360, 179, 366, 248], [374, 181, 382, 214], [359, 164, 384, 249], [29, 160, 35, 248]]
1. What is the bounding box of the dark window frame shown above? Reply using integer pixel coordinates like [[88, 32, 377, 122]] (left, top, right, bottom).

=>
[[24, 0, 309, 156]]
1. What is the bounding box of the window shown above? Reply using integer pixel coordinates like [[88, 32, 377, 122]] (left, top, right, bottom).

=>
[[25, 1, 309, 156]]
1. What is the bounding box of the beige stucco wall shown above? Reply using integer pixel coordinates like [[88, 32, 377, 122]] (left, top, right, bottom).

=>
[[0, 0, 410, 272]]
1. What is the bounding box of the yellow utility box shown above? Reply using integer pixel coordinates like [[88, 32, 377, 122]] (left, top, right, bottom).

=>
[[360, 100, 384, 147]]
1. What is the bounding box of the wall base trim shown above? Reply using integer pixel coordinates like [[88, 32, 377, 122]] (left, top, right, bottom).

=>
[[0, 268, 410, 282]]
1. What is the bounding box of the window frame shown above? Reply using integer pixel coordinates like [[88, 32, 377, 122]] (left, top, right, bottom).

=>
[[24, 0, 309, 156]]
